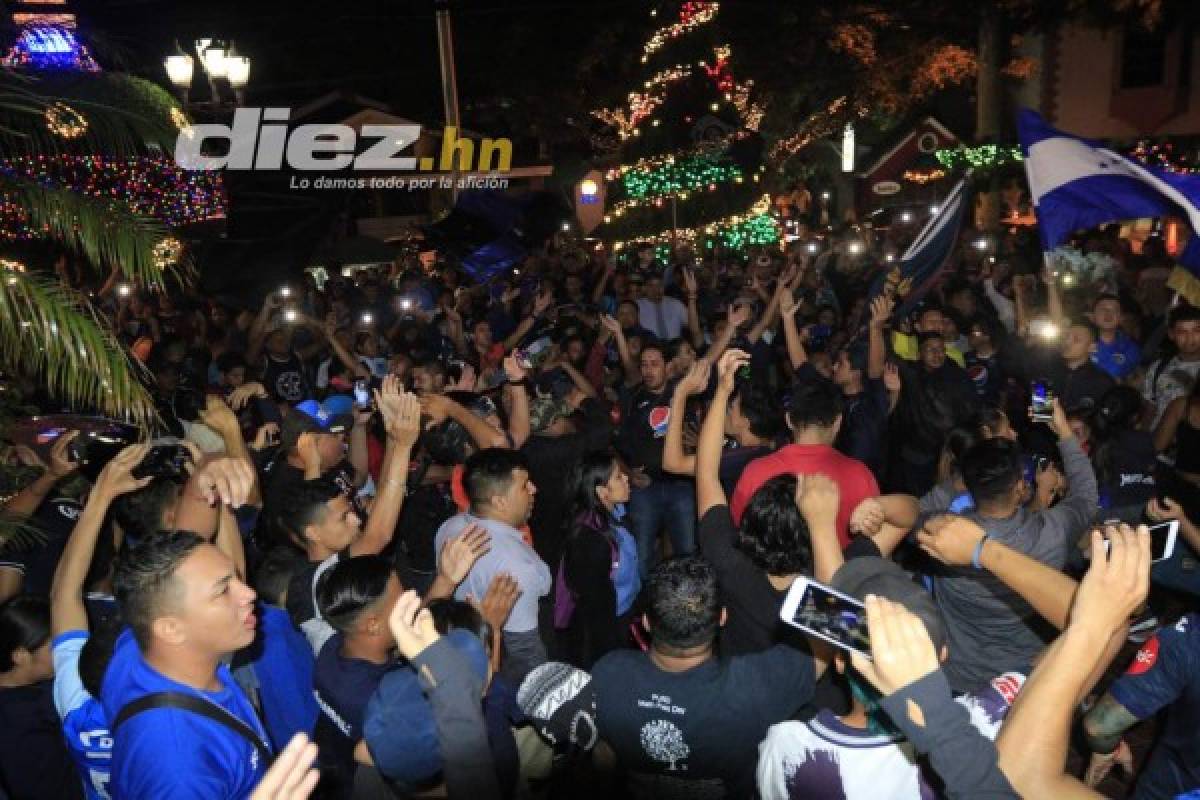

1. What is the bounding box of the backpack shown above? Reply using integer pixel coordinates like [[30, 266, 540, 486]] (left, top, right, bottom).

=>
[[553, 519, 640, 629]]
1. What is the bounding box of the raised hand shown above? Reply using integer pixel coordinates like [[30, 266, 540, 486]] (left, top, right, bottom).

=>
[[681, 267, 699, 299], [47, 430, 81, 479], [849, 595, 941, 695], [388, 589, 441, 661], [193, 456, 257, 508], [251, 422, 281, 451], [1071, 524, 1150, 637], [716, 348, 750, 393], [675, 359, 712, 398], [599, 314, 622, 336], [727, 303, 752, 329], [438, 524, 492, 586], [916, 515, 988, 567], [94, 443, 153, 500], [796, 473, 840, 533], [228, 382, 268, 411], [376, 378, 420, 448], [200, 395, 241, 438], [503, 353, 528, 384], [869, 294, 894, 329], [882, 362, 902, 393]]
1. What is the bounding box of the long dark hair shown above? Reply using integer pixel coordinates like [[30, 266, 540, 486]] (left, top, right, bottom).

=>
[[564, 451, 620, 540]]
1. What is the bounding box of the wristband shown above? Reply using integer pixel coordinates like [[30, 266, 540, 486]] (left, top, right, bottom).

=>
[[971, 534, 990, 570]]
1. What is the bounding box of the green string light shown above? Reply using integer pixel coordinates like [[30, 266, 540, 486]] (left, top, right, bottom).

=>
[[617, 154, 743, 200], [934, 145, 1024, 170]]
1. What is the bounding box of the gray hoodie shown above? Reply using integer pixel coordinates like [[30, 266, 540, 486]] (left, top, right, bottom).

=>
[[923, 437, 1097, 692]]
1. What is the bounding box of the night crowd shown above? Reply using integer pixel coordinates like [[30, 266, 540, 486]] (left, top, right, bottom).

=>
[[2, 214, 1200, 800]]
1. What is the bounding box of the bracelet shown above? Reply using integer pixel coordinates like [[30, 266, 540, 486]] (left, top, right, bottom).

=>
[[971, 534, 991, 570]]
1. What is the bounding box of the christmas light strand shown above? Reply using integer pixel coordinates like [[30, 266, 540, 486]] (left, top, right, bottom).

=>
[[610, 194, 778, 251], [934, 145, 1023, 170], [642, 2, 719, 62], [0, 154, 226, 231]]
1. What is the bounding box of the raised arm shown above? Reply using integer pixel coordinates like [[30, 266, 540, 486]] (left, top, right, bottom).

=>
[[867, 294, 893, 380], [779, 290, 808, 371], [500, 354, 531, 449], [500, 288, 553, 352], [353, 378, 421, 556], [706, 303, 749, 367], [421, 393, 508, 451], [51, 444, 151, 636], [996, 525, 1149, 800], [246, 294, 281, 365], [696, 350, 746, 517], [3, 432, 79, 519], [199, 396, 264, 507], [681, 268, 705, 351], [663, 360, 711, 478], [599, 314, 638, 386], [918, 515, 1077, 631], [1045, 398, 1099, 536], [798, 474, 842, 584]]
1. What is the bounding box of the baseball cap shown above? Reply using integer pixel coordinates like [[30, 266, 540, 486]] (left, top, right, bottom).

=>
[[292, 399, 353, 435], [517, 661, 598, 753], [831, 557, 947, 652], [529, 393, 572, 433]]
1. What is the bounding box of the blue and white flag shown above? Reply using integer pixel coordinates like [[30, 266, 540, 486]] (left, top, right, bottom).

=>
[[1019, 108, 1200, 270], [849, 177, 969, 339]]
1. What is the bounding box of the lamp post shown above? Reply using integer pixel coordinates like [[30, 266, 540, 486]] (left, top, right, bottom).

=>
[[164, 39, 249, 112]]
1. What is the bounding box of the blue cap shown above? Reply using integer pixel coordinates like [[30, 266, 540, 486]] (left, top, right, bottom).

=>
[[292, 399, 353, 434]]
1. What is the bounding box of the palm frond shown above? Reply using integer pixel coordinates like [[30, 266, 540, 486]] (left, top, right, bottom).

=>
[[0, 173, 175, 288], [0, 270, 157, 425], [0, 513, 48, 555], [0, 70, 184, 158]]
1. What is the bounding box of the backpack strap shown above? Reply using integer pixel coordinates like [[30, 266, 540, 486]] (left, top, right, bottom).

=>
[[112, 691, 272, 767]]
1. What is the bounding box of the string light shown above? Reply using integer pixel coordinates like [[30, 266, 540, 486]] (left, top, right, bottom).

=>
[[610, 194, 778, 251], [1127, 140, 1200, 174], [642, 2, 719, 62], [44, 102, 88, 139], [0, 154, 226, 236], [599, 1, 772, 253], [152, 237, 184, 268], [935, 145, 1023, 170], [902, 168, 946, 184]]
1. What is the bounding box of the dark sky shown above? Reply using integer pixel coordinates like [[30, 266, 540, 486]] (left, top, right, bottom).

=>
[[69, 0, 639, 127]]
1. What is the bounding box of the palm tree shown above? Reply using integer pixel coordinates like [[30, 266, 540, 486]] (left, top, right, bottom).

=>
[[0, 67, 195, 426]]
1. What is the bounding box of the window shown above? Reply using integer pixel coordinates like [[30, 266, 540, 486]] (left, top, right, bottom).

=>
[[1121, 27, 1168, 88]]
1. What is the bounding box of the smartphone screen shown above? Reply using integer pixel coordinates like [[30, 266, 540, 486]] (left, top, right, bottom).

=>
[[781, 578, 871, 658], [1149, 520, 1179, 563], [1100, 520, 1178, 563], [1031, 380, 1054, 421], [353, 380, 371, 408]]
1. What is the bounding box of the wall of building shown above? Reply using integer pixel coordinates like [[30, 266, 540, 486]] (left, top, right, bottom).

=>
[[1021, 25, 1200, 139]]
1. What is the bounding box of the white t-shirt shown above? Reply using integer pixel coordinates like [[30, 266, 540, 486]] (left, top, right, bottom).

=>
[[1143, 356, 1200, 428], [756, 672, 1025, 800]]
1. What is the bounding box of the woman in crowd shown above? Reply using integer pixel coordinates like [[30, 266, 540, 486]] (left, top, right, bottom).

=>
[[555, 451, 640, 669]]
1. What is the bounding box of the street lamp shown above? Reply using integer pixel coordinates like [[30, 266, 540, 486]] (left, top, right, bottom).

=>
[[164, 39, 250, 111]]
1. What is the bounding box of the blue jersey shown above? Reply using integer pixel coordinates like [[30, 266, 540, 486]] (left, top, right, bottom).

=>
[[101, 630, 270, 799], [53, 632, 112, 800], [1110, 613, 1200, 800], [1093, 333, 1141, 380]]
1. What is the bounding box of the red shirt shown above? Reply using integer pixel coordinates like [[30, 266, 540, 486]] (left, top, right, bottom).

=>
[[730, 443, 879, 548]]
